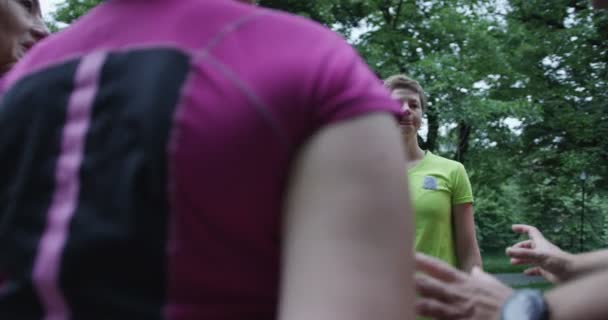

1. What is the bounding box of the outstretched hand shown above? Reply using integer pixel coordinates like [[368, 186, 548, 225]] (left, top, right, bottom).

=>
[[506, 224, 573, 283], [415, 253, 513, 320]]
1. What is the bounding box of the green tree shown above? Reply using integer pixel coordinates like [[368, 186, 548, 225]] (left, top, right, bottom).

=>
[[49, 0, 608, 253], [504, 0, 608, 251], [53, 0, 100, 25]]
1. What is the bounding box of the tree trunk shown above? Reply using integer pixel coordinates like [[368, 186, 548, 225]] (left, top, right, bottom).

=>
[[455, 121, 471, 162], [422, 110, 439, 152]]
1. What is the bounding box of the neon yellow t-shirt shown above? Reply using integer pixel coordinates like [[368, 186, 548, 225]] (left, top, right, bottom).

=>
[[409, 151, 474, 268]]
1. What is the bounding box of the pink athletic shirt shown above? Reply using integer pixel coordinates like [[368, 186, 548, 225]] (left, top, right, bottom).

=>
[[0, 0, 400, 319]]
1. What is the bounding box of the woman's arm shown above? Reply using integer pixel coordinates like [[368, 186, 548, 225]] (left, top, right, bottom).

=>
[[568, 250, 608, 279], [279, 113, 415, 320], [545, 269, 608, 320], [415, 252, 608, 320], [453, 203, 482, 272], [507, 224, 608, 283]]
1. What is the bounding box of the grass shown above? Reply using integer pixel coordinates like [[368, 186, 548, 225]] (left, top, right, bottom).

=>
[[483, 251, 527, 273]]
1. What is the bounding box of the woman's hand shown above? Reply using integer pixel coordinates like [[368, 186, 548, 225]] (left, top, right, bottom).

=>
[[415, 253, 513, 320], [507, 224, 574, 283]]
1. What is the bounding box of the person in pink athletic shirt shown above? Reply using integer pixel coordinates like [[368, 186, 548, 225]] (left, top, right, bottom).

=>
[[0, 0, 415, 319]]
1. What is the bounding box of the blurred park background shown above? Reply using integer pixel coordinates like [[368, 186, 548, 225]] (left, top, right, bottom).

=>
[[42, 0, 608, 280]]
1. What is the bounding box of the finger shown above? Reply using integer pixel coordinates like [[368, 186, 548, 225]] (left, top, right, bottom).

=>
[[471, 294, 508, 318], [512, 224, 545, 241], [416, 298, 473, 320], [524, 267, 542, 276], [510, 257, 534, 266], [512, 224, 532, 233], [415, 274, 463, 303], [506, 247, 541, 262], [511, 240, 533, 249], [416, 253, 466, 283]]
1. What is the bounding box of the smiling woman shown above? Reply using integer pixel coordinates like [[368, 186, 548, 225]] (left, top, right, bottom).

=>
[[0, 0, 49, 75], [384, 74, 483, 277]]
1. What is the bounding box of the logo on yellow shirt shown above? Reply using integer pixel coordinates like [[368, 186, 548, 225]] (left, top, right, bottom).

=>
[[423, 176, 438, 190]]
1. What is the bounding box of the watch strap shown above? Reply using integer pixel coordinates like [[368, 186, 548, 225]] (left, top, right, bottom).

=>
[[501, 289, 549, 320]]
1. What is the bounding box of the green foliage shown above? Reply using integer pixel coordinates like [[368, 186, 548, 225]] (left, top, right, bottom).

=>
[[44, 19, 61, 33], [474, 182, 524, 252], [48, 0, 608, 253], [504, 0, 608, 252], [53, 0, 100, 25]]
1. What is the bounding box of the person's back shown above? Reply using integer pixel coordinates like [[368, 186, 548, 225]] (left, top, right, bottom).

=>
[[0, 1, 415, 319]]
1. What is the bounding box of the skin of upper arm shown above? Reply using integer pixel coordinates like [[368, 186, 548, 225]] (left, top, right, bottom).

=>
[[452, 203, 482, 272], [278, 113, 415, 320], [546, 269, 608, 320]]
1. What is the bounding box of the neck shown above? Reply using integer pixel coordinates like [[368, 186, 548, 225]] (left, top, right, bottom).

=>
[[402, 132, 425, 162]]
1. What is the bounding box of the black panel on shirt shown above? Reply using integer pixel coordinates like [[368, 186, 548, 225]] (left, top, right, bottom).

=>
[[0, 48, 191, 320], [0, 59, 80, 319], [60, 49, 190, 320]]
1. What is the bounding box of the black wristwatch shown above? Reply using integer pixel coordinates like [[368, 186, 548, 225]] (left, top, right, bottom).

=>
[[501, 289, 550, 320]]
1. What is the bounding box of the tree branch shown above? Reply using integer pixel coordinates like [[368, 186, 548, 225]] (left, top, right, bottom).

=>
[[379, 0, 393, 25], [392, 0, 405, 29]]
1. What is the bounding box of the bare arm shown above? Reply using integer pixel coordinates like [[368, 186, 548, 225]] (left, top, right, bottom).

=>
[[453, 203, 482, 272], [545, 269, 608, 320], [507, 225, 608, 283], [278, 113, 415, 320], [415, 253, 512, 320], [565, 250, 608, 280], [415, 252, 608, 320]]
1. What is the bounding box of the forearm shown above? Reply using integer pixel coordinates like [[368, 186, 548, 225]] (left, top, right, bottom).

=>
[[452, 203, 481, 272], [458, 245, 482, 272], [545, 269, 608, 320], [567, 249, 608, 280]]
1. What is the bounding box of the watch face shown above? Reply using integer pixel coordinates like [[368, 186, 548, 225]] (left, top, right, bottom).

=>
[[501, 290, 547, 320]]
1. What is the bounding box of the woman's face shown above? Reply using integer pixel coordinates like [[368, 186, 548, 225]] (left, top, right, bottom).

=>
[[13, 0, 48, 60], [390, 88, 424, 136], [0, 0, 48, 73]]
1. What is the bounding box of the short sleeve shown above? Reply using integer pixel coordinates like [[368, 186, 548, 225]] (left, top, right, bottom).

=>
[[451, 163, 474, 205], [311, 37, 401, 125]]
